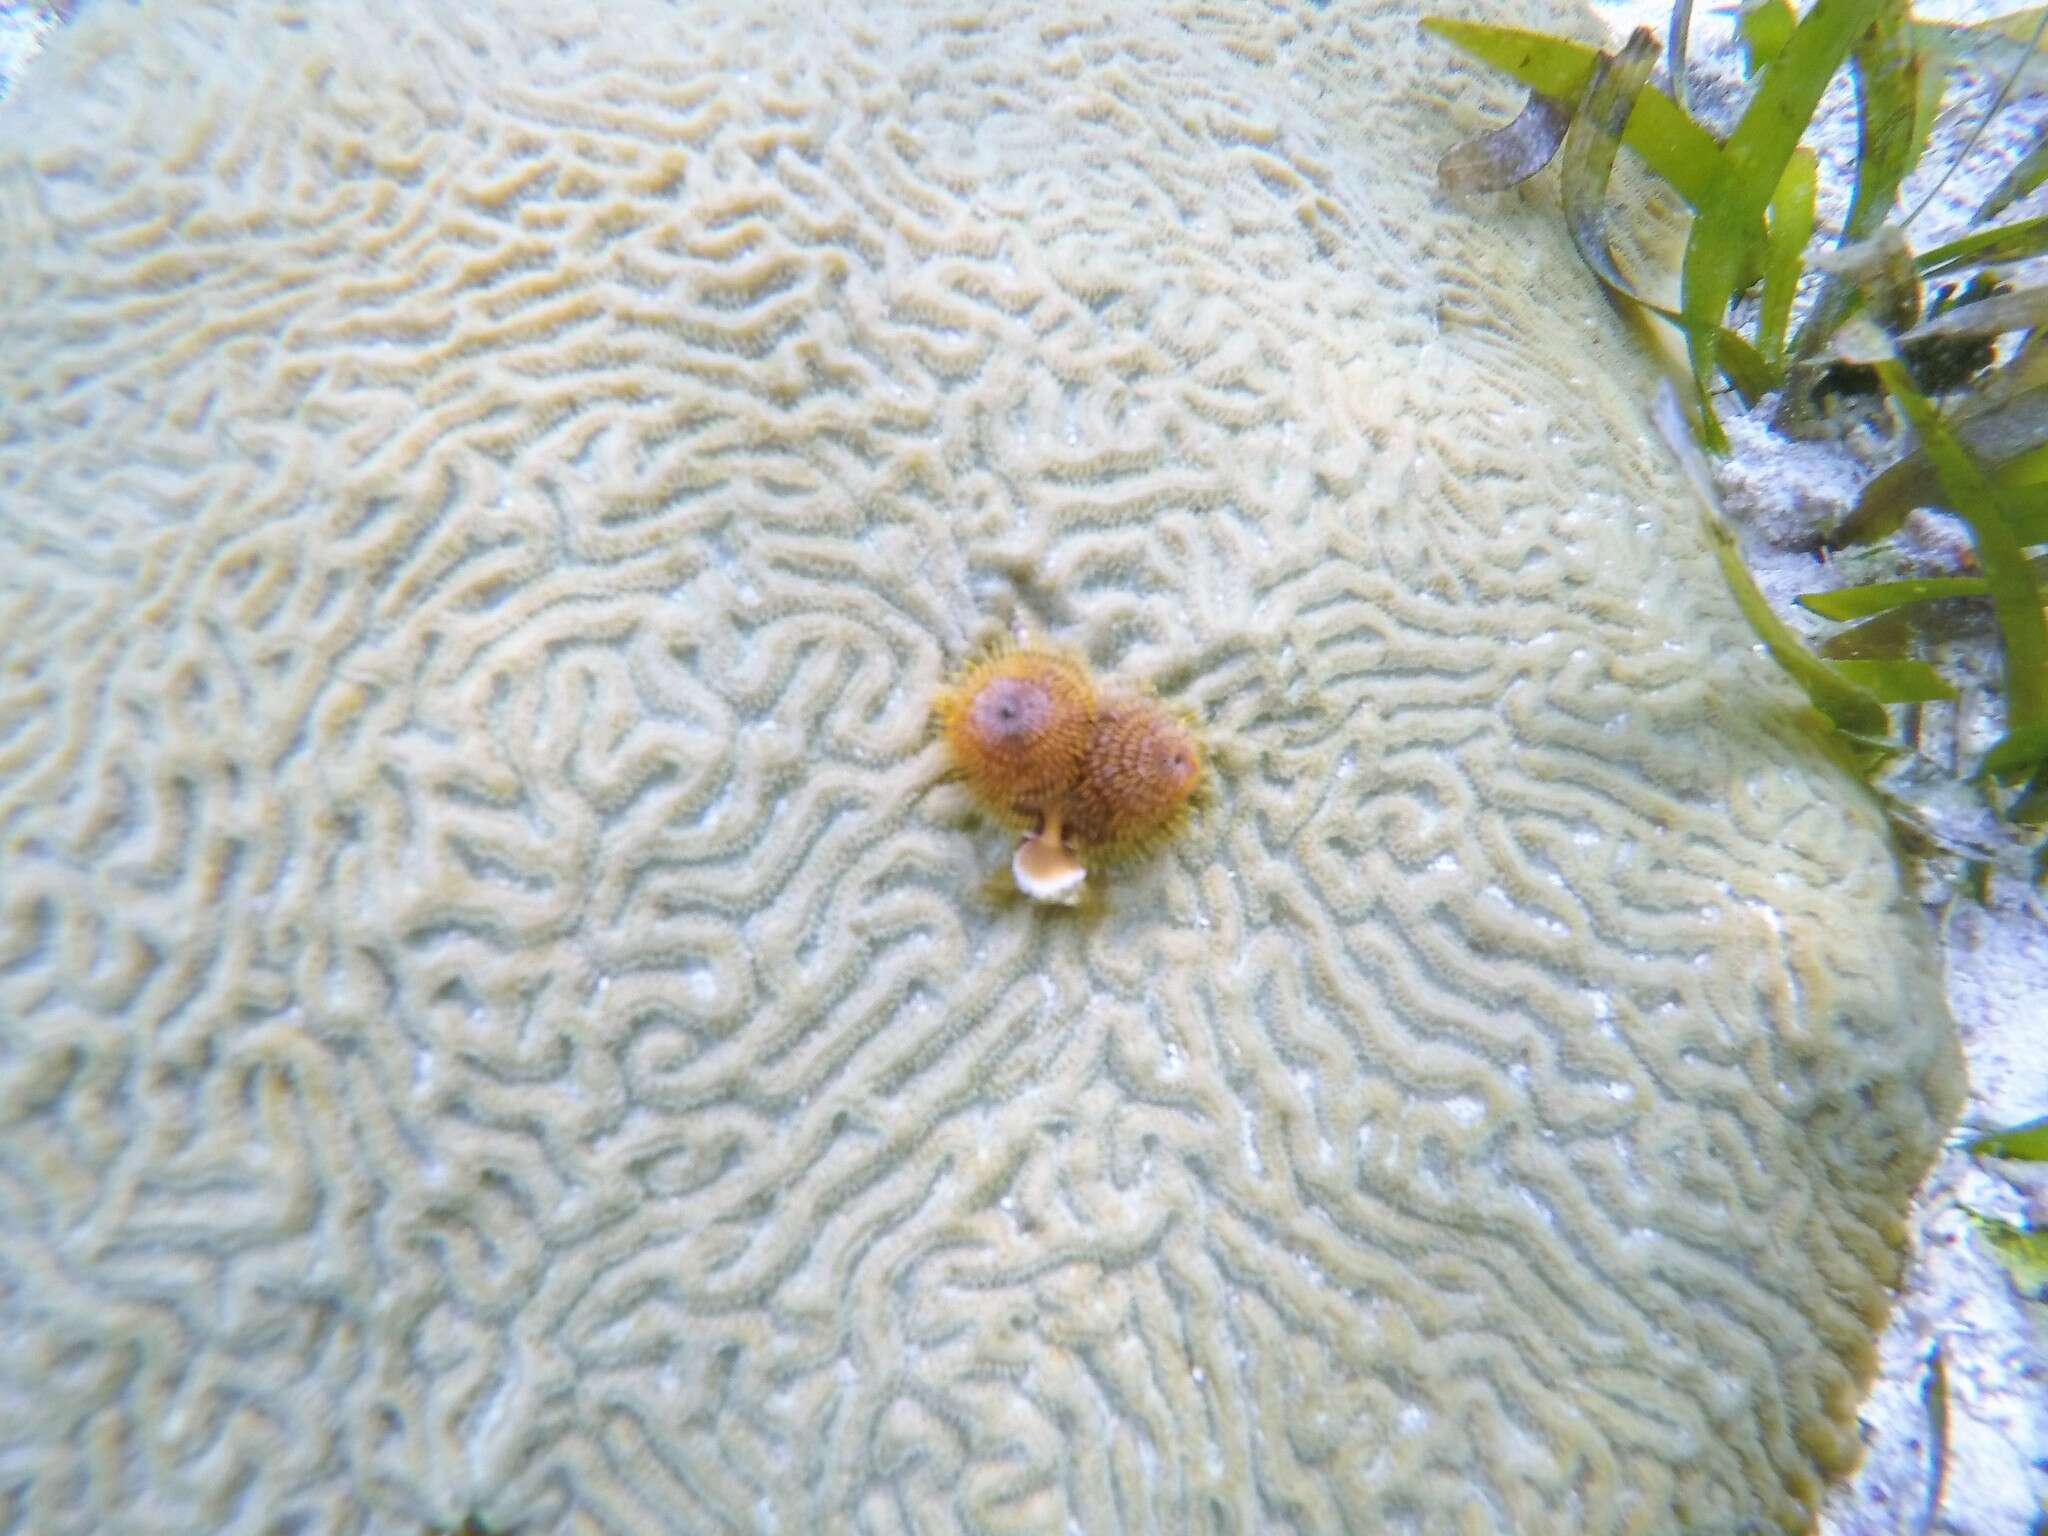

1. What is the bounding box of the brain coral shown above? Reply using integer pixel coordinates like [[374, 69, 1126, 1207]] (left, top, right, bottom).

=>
[[0, 0, 1962, 1532]]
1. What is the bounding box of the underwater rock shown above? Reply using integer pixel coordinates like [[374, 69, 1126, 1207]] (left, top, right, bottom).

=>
[[0, 0, 1961, 1531]]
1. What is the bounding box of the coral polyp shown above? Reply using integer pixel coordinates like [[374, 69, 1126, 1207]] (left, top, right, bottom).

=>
[[936, 647, 1202, 902], [934, 647, 1095, 822], [1065, 693, 1204, 863]]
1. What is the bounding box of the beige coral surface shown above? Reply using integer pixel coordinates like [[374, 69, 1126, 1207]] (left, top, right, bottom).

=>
[[0, 0, 1964, 1532]]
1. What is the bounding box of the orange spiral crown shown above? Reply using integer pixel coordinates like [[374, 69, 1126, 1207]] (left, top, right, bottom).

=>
[[934, 646, 1094, 823]]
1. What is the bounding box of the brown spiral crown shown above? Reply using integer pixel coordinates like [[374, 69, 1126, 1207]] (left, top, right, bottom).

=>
[[1063, 692, 1203, 863]]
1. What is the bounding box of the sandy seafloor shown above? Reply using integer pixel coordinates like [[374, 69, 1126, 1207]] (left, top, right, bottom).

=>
[[0, 0, 2042, 1530]]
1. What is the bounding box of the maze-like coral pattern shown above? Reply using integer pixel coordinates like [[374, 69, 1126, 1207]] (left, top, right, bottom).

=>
[[0, 1, 1960, 1532]]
